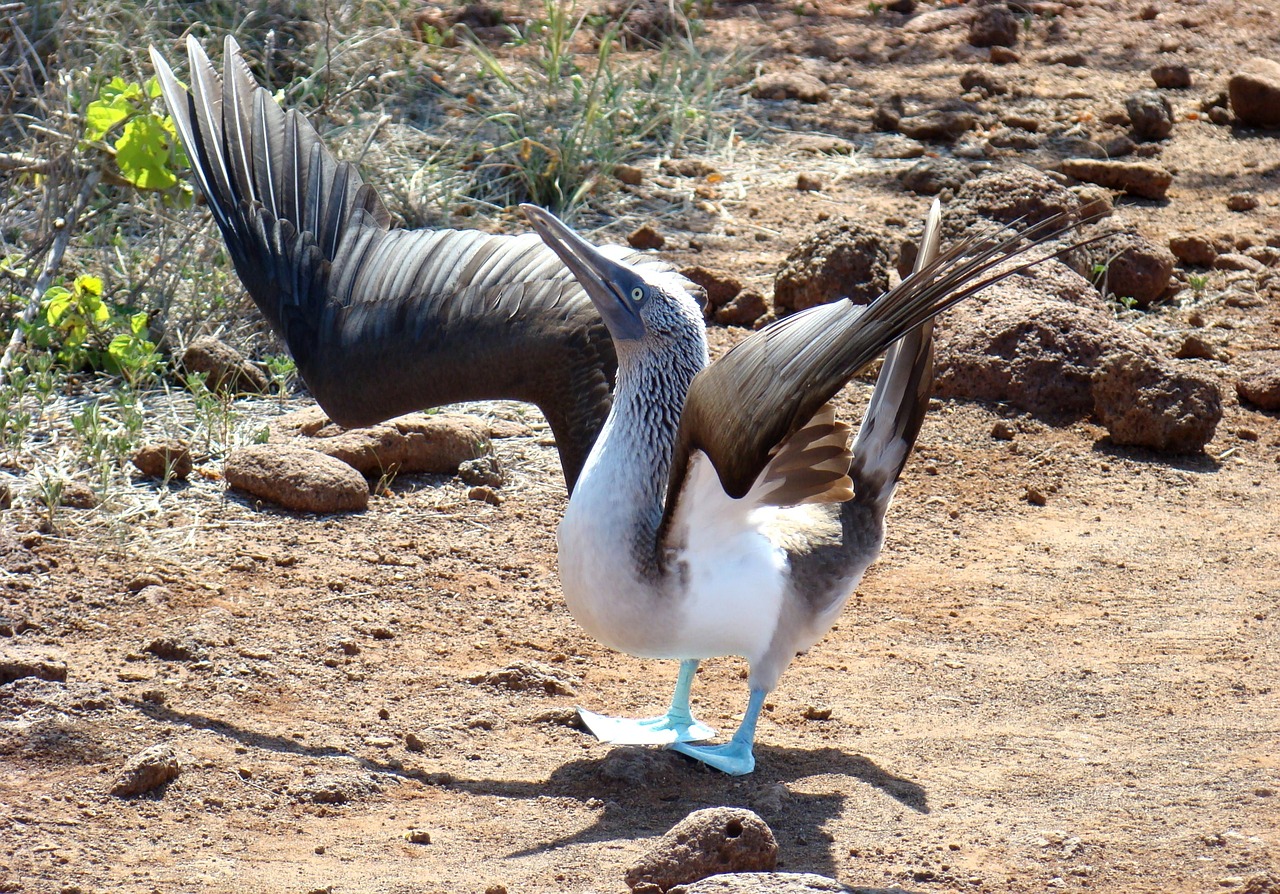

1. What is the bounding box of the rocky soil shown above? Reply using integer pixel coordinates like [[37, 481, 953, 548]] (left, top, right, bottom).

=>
[[3, 1, 1280, 893]]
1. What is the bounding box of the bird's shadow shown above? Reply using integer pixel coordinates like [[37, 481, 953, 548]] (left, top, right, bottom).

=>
[[127, 699, 927, 881]]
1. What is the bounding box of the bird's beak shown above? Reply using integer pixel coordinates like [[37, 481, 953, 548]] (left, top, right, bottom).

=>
[[521, 204, 646, 341]]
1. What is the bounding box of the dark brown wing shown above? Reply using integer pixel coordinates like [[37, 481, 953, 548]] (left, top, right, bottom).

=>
[[151, 35, 673, 492], [659, 209, 1086, 530]]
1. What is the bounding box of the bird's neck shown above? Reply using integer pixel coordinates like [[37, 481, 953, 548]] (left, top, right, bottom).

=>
[[566, 338, 706, 575]]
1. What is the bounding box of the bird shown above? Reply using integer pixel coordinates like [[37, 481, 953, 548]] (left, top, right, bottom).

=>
[[520, 202, 1084, 775], [150, 34, 698, 494], [154, 36, 1085, 776]]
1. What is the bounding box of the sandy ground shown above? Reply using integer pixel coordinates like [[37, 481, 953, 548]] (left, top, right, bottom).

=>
[[3, 1, 1279, 892]]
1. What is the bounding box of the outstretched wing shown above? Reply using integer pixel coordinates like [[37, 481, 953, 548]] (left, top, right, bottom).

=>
[[659, 208, 1084, 532], [152, 35, 675, 491]]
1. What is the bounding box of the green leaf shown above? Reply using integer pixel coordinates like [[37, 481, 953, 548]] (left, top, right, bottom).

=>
[[129, 311, 148, 336], [85, 95, 131, 142], [114, 116, 178, 190], [44, 287, 73, 325], [84, 293, 110, 324], [74, 273, 103, 297]]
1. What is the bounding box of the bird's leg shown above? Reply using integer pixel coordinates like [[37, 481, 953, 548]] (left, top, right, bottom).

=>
[[578, 659, 716, 745], [667, 687, 766, 776]]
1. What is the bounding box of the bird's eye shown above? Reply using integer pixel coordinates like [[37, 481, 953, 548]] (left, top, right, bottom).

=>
[[630, 286, 646, 302]]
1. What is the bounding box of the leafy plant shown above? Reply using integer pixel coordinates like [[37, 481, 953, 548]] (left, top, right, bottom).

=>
[[21, 273, 162, 381], [84, 76, 190, 194], [265, 353, 298, 405], [1188, 273, 1209, 295]]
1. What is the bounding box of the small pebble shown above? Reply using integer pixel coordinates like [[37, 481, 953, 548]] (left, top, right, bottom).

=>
[[796, 173, 823, 191], [627, 224, 665, 250], [614, 164, 644, 186], [1227, 193, 1258, 212], [469, 486, 503, 505], [802, 705, 833, 721], [1025, 485, 1048, 506], [991, 420, 1016, 441], [405, 732, 426, 752], [405, 829, 432, 844]]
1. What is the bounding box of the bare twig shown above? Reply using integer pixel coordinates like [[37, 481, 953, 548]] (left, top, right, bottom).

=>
[[0, 168, 102, 387]]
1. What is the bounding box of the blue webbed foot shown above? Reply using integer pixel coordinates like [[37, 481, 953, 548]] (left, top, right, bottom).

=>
[[667, 687, 766, 776], [578, 707, 715, 745], [668, 738, 756, 776]]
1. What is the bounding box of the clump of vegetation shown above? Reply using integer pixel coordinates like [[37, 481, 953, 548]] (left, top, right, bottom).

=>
[[0, 0, 751, 532]]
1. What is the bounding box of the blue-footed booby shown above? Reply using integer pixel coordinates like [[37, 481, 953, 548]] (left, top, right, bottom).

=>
[[523, 203, 1084, 775], [154, 35, 1087, 776]]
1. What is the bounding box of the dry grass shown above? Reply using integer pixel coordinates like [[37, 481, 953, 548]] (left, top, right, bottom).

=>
[[0, 0, 758, 536]]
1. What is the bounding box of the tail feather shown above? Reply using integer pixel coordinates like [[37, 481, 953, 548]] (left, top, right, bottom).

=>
[[850, 198, 942, 505]]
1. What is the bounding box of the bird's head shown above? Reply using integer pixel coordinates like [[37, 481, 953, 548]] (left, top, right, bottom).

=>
[[522, 204, 705, 361]]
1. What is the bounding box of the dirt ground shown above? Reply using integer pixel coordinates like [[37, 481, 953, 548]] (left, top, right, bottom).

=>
[[3, 1, 1280, 892]]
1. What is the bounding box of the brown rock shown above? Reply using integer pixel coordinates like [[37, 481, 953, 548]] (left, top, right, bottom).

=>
[[225, 444, 369, 513], [110, 743, 181, 797], [1151, 62, 1191, 89], [671, 873, 852, 893], [288, 772, 379, 805], [773, 219, 892, 314], [867, 134, 925, 159], [468, 485, 503, 505], [1174, 334, 1227, 361], [960, 67, 1008, 96], [59, 480, 99, 509], [935, 286, 1140, 416], [751, 71, 830, 104], [614, 164, 644, 186], [871, 94, 905, 132], [1072, 185, 1114, 220], [795, 173, 823, 192], [989, 46, 1021, 64], [625, 807, 779, 893], [1214, 253, 1266, 273], [628, 224, 665, 251], [467, 661, 574, 696], [131, 439, 193, 480], [947, 168, 1081, 234], [1236, 367, 1280, 410], [714, 290, 767, 327], [969, 4, 1018, 48], [0, 650, 68, 685], [900, 157, 972, 195], [1091, 351, 1222, 453], [897, 109, 977, 142], [1125, 90, 1175, 140], [458, 456, 503, 488], [1059, 158, 1172, 200], [273, 408, 491, 477], [903, 6, 973, 34], [1227, 193, 1259, 212], [1228, 58, 1280, 128], [659, 159, 719, 179], [1169, 234, 1218, 266], [1083, 231, 1176, 308], [681, 266, 743, 315], [181, 336, 270, 394], [1245, 245, 1280, 266]]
